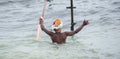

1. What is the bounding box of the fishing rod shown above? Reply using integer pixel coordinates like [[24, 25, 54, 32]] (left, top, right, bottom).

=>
[[37, 0, 47, 41], [42, 0, 47, 17]]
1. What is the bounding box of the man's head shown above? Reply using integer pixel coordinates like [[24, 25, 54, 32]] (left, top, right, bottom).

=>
[[52, 18, 63, 32]]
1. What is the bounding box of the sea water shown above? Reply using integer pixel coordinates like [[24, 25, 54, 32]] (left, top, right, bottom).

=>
[[0, 0, 120, 59]]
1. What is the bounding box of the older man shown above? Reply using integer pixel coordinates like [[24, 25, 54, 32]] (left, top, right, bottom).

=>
[[39, 17, 89, 44]]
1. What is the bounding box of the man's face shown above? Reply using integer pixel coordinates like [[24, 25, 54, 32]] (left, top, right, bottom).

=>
[[54, 24, 59, 27], [54, 28, 62, 32]]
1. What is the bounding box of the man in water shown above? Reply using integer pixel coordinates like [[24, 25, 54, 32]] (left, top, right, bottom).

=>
[[39, 17, 89, 44]]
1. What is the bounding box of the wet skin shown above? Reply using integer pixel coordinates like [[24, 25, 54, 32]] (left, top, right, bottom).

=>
[[39, 17, 89, 44]]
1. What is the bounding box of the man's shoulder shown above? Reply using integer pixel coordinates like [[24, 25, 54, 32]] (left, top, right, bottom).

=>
[[62, 31, 75, 36], [62, 32, 69, 35]]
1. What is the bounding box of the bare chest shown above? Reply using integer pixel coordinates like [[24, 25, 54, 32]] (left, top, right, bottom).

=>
[[50, 33, 67, 43]]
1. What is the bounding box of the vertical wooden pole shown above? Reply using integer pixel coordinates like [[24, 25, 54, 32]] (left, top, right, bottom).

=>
[[70, 0, 74, 31], [67, 0, 76, 31]]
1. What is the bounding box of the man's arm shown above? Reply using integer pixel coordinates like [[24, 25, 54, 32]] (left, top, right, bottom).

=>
[[65, 20, 89, 36], [39, 17, 53, 36]]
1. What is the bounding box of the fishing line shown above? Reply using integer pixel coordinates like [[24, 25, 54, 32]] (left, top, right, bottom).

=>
[[83, 2, 87, 20]]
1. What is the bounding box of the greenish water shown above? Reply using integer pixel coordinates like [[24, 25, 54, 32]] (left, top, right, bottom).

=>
[[0, 0, 120, 59]]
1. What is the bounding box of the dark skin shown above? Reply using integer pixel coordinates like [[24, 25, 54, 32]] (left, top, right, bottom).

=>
[[39, 17, 89, 44]]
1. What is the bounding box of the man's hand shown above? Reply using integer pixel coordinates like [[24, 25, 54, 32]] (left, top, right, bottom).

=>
[[83, 20, 89, 26], [39, 16, 44, 24]]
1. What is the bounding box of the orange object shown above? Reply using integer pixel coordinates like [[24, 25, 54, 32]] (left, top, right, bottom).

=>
[[54, 18, 61, 25]]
